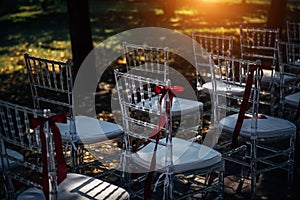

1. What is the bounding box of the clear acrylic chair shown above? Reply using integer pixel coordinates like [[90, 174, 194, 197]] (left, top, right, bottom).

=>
[[123, 42, 204, 141], [286, 20, 300, 44], [192, 32, 233, 92], [0, 100, 130, 200], [24, 53, 124, 168], [114, 69, 224, 199], [278, 40, 300, 120], [210, 56, 296, 199], [239, 25, 281, 116], [123, 41, 169, 81]]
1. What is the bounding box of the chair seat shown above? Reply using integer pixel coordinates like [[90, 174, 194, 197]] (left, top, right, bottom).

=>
[[17, 173, 130, 200], [285, 92, 300, 108], [138, 96, 203, 117], [131, 137, 222, 173], [220, 113, 296, 139], [202, 81, 245, 95], [261, 70, 296, 84], [56, 115, 123, 144], [0, 148, 24, 169], [17, 187, 46, 200]]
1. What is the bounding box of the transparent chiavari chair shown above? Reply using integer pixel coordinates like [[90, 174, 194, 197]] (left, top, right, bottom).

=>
[[239, 25, 282, 116], [278, 41, 300, 120], [286, 20, 300, 44], [24, 53, 124, 168], [210, 56, 296, 199], [114, 69, 224, 199], [192, 32, 233, 93], [123, 42, 169, 82], [123, 42, 204, 141], [0, 100, 130, 200]]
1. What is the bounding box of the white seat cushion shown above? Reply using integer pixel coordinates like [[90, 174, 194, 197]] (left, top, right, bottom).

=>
[[139, 96, 203, 117], [17, 187, 46, 200], [56, 115, 123, 144], [202, 81, 245, 96], [261, 70, 296, 83], [17, 173, 130, 200], [0, 148, 24, 169], [285, 92, 300, 108], [131, 137, 222, 173], [220, 113, 296, 138]]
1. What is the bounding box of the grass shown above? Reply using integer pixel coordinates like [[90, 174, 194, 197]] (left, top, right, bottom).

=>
[[0, 0, 299, 72]]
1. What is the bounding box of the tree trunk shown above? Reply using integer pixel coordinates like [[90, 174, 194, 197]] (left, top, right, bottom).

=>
[[267, 0, 287, 31], [67, 0, 93, 75]]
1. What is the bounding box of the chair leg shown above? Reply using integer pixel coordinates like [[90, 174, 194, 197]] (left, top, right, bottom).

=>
[[287, 134, 296, 198], [162, 171, 174, 200], [218, 160, 225, 200], [250, 139, 257, 200]]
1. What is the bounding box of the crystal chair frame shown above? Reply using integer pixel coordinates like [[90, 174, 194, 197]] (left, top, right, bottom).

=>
[[0, 100, 130, 199], [192, 32, 233, 92], [123, 42, 169, 81], [210, 56, 296, 199], [239, 25, 280, 116], [286, 20, 300, 44], [278, 40, 300, 119], [122, 42, 204, 141], [114, 69, 224, 199], [210, 56, 261, 118], [24, 53, 124, 168]]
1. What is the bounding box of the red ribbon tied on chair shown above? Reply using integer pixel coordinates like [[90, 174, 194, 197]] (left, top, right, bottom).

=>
[[154, 85, 184, 107], [231, 64, 265, 148], [30, 113, 67, 200], [143, 85, 184, 200]]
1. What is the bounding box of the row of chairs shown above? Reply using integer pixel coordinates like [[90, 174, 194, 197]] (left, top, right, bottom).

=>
[[115, 23, 299, 199], [0, 101, 130, 199], [0, 54, 128, 198], [1, 21, 299, 199], [196, 23, 300, 118]]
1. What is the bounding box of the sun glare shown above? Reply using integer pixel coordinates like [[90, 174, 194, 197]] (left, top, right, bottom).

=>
[[200, 0, 270, 3]]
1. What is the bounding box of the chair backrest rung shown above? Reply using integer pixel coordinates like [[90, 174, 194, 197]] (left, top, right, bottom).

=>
[[286, 20, 300, 44], [123, 42, 169, 82], [24, 53, 73, 115]]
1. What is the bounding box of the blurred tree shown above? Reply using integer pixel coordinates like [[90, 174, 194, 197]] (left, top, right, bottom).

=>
[[267, 0, 287, 32], [160, 0, 177, 20], [67, 0, 93, 75]]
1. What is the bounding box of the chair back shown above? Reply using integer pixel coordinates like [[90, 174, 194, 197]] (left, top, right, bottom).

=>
[[278, 41, 300, 117], [192, 33, 233, 90], [123, 42, 169, 82], [210, 56, 261, 130], [0, 100, 59, 199], [239, 26, 279, 67], [114, 70, 172, 148], [24, 53, 73, 116], [286, 20, 300, 43], [239, 26, 280, 116]]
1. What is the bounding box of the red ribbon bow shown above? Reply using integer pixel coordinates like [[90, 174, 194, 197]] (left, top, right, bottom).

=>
[[154, 85, 184, 106], [30, 113, 67, 200]]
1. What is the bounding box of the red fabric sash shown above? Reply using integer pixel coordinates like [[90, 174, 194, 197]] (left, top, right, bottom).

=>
[[30, 113, 67, 200], [231, 65, 260, 147], [231, 63, 273, 147], [143, 85, 183, 200]]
